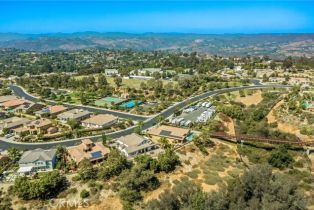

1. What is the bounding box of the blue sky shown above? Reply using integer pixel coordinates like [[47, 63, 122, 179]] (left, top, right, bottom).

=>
[[0, 1, 313, 34]]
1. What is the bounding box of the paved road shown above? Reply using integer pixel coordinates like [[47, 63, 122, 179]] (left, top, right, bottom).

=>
[[9, 85, 149, 121], [251, 79, 262, 86], [0, 84, 291, 150]]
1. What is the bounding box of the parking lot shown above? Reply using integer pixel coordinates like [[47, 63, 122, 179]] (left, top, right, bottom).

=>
[[170, 101, 215, 127]]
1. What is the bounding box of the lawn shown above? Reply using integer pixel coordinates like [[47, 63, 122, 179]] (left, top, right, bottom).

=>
[[75, 75, 177, 89]]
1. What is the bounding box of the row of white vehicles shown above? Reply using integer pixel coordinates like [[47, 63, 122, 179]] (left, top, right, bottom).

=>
[[170, 118, 192, 127], [171, 101, 215, 126], [196, 107, 215, 123], [183, 101, 213, 113]]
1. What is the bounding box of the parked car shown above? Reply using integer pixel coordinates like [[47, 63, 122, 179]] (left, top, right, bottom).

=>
[[4, 133, 13, 138]]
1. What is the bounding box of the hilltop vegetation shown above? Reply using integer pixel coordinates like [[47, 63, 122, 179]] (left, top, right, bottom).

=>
[[0, 33, 314, 57]]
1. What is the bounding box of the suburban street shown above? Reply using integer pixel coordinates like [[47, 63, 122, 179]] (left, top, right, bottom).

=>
[[9, 85, 149, 122], [0, 84, 291, 150]]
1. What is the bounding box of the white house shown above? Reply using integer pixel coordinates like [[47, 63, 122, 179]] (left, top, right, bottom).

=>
[[18, 148, 56, 176], [105, 69, 119, 76], [81, 114, 118, 129], [115, 133, 157, 157]]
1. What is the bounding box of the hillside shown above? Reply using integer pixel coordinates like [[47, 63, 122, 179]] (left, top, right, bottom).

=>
[[0, 33, 314, 57]]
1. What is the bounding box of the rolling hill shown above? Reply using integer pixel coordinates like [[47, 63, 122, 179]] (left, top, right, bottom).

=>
[[0, 32, 313, 57]]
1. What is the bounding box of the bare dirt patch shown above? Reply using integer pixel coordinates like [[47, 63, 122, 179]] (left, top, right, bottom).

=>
[[235, 90, 263, 106], [267, 100, 313, 141], [77, 195, 122, 210]]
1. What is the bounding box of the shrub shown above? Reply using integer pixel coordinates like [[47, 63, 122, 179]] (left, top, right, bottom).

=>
[[80, 189, 90, 199], [268, 145, 294, 169]]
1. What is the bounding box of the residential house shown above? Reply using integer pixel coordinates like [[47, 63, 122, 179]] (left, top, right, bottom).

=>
[[0, 95, 18, 104], [1, 99, 30, 110], [35, 105, 68, 117], [147, 125, 190, 143], [81, 114, 118, 129], [269, 77, 286, 83], [14, 103, 46, 114], [105, 69, 119, 76], [18, 148, 56, 176], [234, 66, 242, 71], [57, 109, 91, 123], [0, 117, 30, 134], [67, 139, 110, 164], [115, 133, 157, 157], [131, 68, 162, 76], [13, 118, 54, 136]]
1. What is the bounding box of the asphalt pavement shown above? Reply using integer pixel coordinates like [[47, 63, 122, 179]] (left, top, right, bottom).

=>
[[9, 85, 148, 121], [0, 84, 291, 150]]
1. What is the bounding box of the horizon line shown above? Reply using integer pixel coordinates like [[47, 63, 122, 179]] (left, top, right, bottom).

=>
[[1, 31, 314, 36]]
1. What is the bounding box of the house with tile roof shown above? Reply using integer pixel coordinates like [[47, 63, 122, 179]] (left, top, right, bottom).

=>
[[67, 139, 110, 164], [13, 118, 54, 136], [35, 105, 68, 117], [1, 99, 30, 110]]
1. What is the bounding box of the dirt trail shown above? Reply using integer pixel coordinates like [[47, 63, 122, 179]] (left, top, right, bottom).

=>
[[225, 118, 236, 136], [267, 100, 284, 124]]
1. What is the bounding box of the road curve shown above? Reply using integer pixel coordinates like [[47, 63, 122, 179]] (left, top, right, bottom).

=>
[[9, 85, 149, 121], [0, 84, 291, 150]]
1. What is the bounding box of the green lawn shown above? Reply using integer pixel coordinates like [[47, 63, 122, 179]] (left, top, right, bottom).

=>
[[74, 75, 177, 89]]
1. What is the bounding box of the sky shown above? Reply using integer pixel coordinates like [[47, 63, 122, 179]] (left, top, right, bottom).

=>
[[0, 1, 314, 34]]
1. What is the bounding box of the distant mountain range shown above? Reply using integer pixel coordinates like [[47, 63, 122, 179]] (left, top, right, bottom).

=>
[[0, 32, 314, 57]]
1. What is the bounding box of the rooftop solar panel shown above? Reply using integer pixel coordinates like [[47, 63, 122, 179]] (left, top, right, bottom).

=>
[[160, 130, 172, 136]]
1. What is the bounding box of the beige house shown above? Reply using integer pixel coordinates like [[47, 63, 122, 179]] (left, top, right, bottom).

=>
[[147, 125, 190, 143], [81, 114, 118, 129], [115, 133, 157, 157], [269, 77, 286, 83], [0, 95, 18, 104], [13, 118, 54, 136], [67, 139, 110, 164], [57, 109, 91, 123], [35, 105, 68, 117], [0, 117, 30, 134]]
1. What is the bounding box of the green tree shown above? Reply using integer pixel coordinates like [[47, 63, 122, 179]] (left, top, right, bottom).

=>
[[157, 148, 180, 172], [98, 149, 129, 180], [134, 154, 159, 172], [268, 145, 294, 169], [114, 76, 123, 88], [98, 74, 108, 87], [7, 148, 22, 163], [158, 137, 171, 149], [77, 159, 98, 181], [67, 119, 79, 130], [13, 171, 66, 200], [193, 131, 215, 155], [101, 134, 108, 145], [55, 145, 68, 170]]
